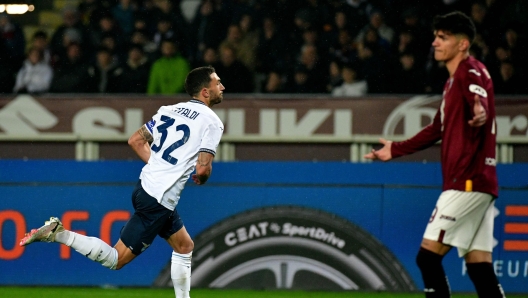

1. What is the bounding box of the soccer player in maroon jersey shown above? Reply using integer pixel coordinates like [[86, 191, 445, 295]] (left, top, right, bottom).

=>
[[365, 11, 505, 298]]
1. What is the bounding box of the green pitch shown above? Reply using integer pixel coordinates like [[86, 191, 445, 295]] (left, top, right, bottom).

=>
[[1, 287, 527, 298]]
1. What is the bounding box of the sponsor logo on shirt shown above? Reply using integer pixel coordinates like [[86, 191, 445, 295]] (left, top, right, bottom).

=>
[[439, 214, 456, 222], [469, 69, 481, 76], [485, 157, 497, 166], [146, 119, 156, 133], [469, 84, 488, 98]]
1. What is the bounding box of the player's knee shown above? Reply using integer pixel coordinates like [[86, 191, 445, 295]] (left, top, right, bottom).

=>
[[416, 247, 444, 270], [177, 239, 194, 254], [115, 257, 130, 270]]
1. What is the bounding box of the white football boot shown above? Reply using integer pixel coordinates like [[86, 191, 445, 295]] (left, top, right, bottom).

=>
[[19, 217, 64, 246]]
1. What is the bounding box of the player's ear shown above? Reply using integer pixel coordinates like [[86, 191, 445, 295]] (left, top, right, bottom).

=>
[[201, 88, 209, 98], [459, 38, 470, 52]]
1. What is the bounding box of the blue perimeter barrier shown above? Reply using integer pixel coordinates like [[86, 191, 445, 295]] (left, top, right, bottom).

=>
[[0, 160, 527, 293]]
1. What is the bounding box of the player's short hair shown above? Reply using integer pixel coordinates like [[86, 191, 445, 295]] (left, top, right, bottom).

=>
[[433, 11, 476, 44], [185, 66, 216, 97]]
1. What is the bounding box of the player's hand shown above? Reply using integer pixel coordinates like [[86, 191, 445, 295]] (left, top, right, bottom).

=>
[[468, 94, 487, 127], [191, 174, 204, 185], [364, 138, 393, 161]]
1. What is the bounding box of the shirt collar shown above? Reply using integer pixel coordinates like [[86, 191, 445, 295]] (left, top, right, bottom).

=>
[[190, 99, 206, 106]]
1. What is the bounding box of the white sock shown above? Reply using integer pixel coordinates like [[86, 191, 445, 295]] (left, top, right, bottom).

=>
[[171, 251, 192, 298], [55, 230, 118, 270]]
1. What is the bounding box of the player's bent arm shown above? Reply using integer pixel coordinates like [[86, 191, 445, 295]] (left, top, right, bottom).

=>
[[128, 126, 153, 163], [192, 151, 214, 185]]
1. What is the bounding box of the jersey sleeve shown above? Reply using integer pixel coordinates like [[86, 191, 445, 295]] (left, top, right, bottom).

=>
[[391, 109, 442, 158], [461, 66, 490, 115], [199, 121, 224, 156], [144, 107, 168, 136]]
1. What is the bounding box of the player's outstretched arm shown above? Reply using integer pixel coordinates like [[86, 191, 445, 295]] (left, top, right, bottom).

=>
[[192, 151, 214, 185], [364, 138, 393, 161], [128, 126, 152, 163]]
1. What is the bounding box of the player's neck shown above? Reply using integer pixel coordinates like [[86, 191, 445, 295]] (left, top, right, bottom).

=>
[[445, 52, 469, 77], [193, 97, 209, 107]]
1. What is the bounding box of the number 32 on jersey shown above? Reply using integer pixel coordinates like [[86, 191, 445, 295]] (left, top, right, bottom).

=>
[[151, 115, 190, 165]]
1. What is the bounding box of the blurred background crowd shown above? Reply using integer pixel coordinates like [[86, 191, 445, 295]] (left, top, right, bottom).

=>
[[0, 0, 527, 96]]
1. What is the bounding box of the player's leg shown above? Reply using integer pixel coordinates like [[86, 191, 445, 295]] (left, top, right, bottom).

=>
[[417, 191, 462, 297], [416, 239, 452, 298], [462, 200, 506, 298], [163, 211, 194, 298], [20, 217, 119, 270]]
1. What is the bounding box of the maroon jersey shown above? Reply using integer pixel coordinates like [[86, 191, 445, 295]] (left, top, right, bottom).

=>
[[391, 56, 498, 197]]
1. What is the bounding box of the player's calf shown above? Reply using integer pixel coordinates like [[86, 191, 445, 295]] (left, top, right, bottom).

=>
[[416, 247, 451, 297], [172, 251, 192, 298], [466, 262, 506, 298]]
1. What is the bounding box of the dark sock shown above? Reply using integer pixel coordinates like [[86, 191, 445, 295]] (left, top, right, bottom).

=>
[[416, 247, 450, 298], [466, 262, 505, 298]]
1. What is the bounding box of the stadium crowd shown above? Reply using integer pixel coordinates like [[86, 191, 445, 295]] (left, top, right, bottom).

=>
[[0, 0, 527, 95]]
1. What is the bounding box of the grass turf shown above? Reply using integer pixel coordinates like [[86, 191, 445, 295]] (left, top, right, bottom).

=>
[[1, 287, 527, 298]]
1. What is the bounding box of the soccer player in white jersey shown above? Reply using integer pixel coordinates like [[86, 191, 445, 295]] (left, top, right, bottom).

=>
[[20, 66, 225, 298]]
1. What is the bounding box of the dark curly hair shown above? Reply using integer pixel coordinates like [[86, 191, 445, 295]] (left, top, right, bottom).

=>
[[184, 66, 216, 97], [433, 11, 476, 44]]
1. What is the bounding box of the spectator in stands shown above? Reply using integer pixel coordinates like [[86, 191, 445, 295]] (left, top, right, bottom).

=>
[[328, 29, 358, 65], [219, 24, 256, 71], [214, 44, 254, 93], [147, 38, 190, 94], [322, 11, 353, 51], [356, 27, 391, 93], [54, 27, 84, 64], [114, 43, 151, 93], [4, 0, 528, 95], [112, 0, 136, 39], [396, 8, 430, 55], [90, 13, 125, 55], [13, 47, 53, 94], [0, 13, 26, 70], [50, 43, 91, 93], [393, 31, 424, 64], [425, 57, 449, 94], [86, 47, 121, 93], [152, 16, 175, 53], [502, 25, 528, 70], [0, 34, 15, 93], [356, 11, 395, 45], [494, 60, 527, 95], [255, 16, 290, 74], [342, 0, 374, 38], [238, 13, 260, 70], [77, 0, 100, 26], [193, 47, 218, 69], [289, 44, 327, 93], [326, 60, 343, 93], [51, 7, 92, 63], [391, 51, 426, 94], [100, 32, 123, 64], [31, 31, 52, 65], [285, 65, 311, 94], [331, 63, 367, 97], [300, 27, 326, 61], [78, 0, 113, 28], [261, 71, 286, 94], [130, 29, 157, 60], [190, 0, 227, 63]]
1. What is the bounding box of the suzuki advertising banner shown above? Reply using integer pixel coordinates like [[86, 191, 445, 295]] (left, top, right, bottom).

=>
[[0, 94, 527, 138], [1, 161, 527, 293]]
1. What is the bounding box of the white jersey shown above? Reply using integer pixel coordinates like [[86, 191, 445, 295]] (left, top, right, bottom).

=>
[[140, 99, 223, 210]]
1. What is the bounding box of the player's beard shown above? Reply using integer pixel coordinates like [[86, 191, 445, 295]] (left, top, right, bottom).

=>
[[210, 91, 223, 105]]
